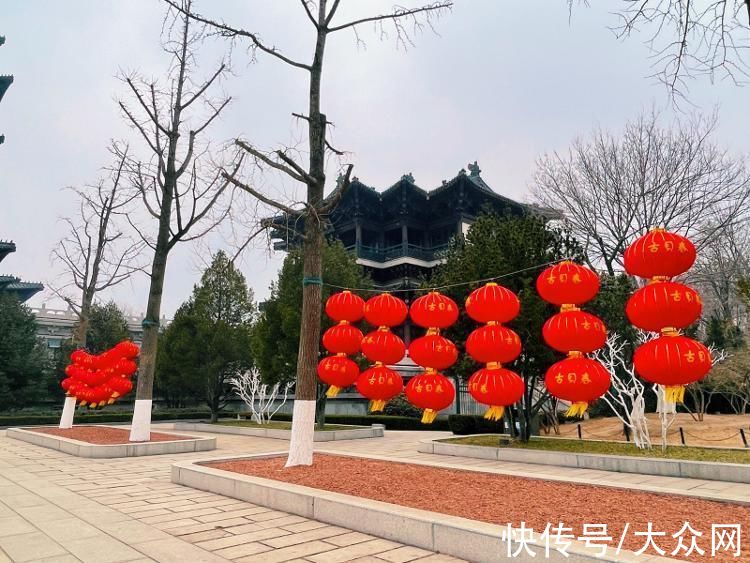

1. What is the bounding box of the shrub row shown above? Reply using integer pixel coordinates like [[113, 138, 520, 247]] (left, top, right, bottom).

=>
[[243, 412, 451, 431], [448, 414, 506, 435], [0, 410, 211, 427]]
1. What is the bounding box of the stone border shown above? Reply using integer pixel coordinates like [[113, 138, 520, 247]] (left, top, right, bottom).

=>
[[172, 452, 672, 563], [173, 421, 384, 442], [419, 436, 750, 484], [7, 426, 216, 458]]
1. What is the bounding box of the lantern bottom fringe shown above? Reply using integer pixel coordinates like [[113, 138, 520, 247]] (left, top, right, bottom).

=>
[[565, 402, 589, 418], [326, 386, 342, 398], [421, 409, 438, 424], [483, 406, 505, 421], [664, 385, 686, 404], [369, 400, 387, 412]]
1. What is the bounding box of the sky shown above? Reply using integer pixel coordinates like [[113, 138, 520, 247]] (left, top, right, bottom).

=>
[[1, 0, 747, 318]]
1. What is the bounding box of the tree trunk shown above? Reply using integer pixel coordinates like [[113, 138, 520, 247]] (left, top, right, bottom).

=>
[[71, 297, 91, 349], [315, 384, 327, 430]]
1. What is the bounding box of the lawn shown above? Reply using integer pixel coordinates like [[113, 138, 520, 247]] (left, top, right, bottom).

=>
[[444, 435, 750, 464], [216, 420, 357, 431]]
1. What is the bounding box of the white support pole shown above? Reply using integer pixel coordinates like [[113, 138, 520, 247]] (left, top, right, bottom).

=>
[[59, 396, 76, 429], [285, 400, 316, 467], [129, 399, 152, 442]]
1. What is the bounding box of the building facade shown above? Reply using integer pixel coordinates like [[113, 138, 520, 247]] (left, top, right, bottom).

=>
[[0, 240, 44, 302]]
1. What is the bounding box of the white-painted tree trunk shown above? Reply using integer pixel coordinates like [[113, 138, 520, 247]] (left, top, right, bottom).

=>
[[59, 396, 76, 429], [285, 400, 316, 467], [129, 399, 152, 442]]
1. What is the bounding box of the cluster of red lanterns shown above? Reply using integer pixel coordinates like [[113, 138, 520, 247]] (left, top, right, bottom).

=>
[[465, 283, 524, 421], [537, 261, 611, 417], [317, 291, 365, 397], [624, 229, 712, 403], [405, 292, 459, 423], [62, 341, 140, 408]]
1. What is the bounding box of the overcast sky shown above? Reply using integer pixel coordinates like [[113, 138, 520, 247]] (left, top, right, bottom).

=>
[[1, 0, 747, 318]]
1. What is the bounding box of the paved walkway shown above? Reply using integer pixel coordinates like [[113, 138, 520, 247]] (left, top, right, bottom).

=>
[[0, 426, 747, 563]]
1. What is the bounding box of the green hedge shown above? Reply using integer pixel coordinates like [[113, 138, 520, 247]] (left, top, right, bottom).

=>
[[242, 412, 451, 431], [0, 410, 211, 427], [448, 414, 505, 435]]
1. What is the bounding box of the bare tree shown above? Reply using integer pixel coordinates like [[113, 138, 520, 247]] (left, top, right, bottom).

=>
[[532, 110, 750, 275], [51, 147, 142, 348], [168, 0, 452, 466], [120, 0, 238, 441], [612, 0, 750, 99]]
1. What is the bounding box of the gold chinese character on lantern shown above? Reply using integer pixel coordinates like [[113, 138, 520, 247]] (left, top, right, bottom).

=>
[[560, 273, 568, 283], [567, 372, 577, 383], [555, 372, 564, 384], [671, 291, 682, 301], [665, 241, 674, 251], [582, 320, 591, 330], [582, 372, 591, 384], [684, 351, 696, 363], [436, 384, 444, 393], [678, 242, 688, 253], [480, 384, 488, 394], [572, 274, 582, 284], [649, 243, 660, 253], [547, 274, 556, 285]]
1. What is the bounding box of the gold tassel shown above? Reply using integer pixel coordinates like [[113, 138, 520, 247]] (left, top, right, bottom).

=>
[[565, 401, 589, 418], [326, 386, 341, 398], [369, 400, 386, 412], [79, 401, 87, 407], [483, 406, 505, 421], [421, 409, 438, 424], [664, 385, 685, 404]]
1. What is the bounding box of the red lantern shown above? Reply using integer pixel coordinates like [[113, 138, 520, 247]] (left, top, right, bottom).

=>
[[542, 310, 607, 354], [465, 283, 520, 324], [544, 356, 611, 417], [325, 290, 365, 323], [536, 261, 600, 307], [465, 325, 522, 364], [361, 328, 406, 364], [405, 371, 455, 423], [113, 358, 138, 377], [624, 228, 696, 279], [468, 367, 525, 421], [626, 281, 702, 332], [356, 365, 404, 411], [633, 335, 711, 403], [108, 377, 133, 397], [408, 334, 459, 370], [409, 291, 459, 329], [317, 355, 360, 397], [114, 341, 140, 359], [321, 323, 364, 355], [364, 293, 408, 327]]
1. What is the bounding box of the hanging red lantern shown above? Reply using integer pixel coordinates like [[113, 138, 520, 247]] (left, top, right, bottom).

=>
[[536, 261, 600, 307], [356, 365, 403, 411], [542, 310, 607, 354], [408, 334, 459, 370], [465, 283, 520, 324], [626, 281, 702, 332], [465, 324, 522, 364], [409, 291, 459, 329], [113, 340, 140, 359], [624, 228, 696, 279], [321, 323, 364, 355], [544, 356, 611, 417], [317, 355, 360, 397], [361, 328, 406, 364], [325, 290, 365, 323], [468, 367, 525, 421], [364, 293, 408, 327], [633, 335, 712, 403], [405, 371, 455, 423]]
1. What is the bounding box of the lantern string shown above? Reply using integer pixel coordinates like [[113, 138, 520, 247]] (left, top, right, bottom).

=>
[[323, 257, 573, 294]]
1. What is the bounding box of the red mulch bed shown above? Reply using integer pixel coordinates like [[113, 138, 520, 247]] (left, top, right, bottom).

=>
[[30, 426, 191, 444], [209, 454, 749, 562]]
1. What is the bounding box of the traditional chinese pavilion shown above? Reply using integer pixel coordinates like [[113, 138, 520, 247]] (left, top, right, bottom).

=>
[[0, 241, 44, 302]]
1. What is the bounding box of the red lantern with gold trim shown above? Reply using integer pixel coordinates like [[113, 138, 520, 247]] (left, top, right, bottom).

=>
[[633, 334, 711, 403], [465, 283, 520, 324], [321, 323, 364, 355], [468, 367, 525, 421], [356, 365, 404, 412], [317, 355, 360, 397], [544, 356, 611, 417], [361, 328, 406, 365], [364, 293, 408, 327], [624, 228, 696, 279], [626, 281, 702, 332], [536, 261, 600, 307], [542, 310, 607, 354], [465, 325, 522, 364], [325, 290, 365, 323], [408, 334, 459, 370], [405, 371, 455, 423], [409, 291, 459, 329]]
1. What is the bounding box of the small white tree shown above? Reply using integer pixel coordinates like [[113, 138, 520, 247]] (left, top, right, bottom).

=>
[[230, 369, 294, 424]]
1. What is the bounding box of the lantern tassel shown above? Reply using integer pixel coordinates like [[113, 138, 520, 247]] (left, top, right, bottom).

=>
[[483, 406, 505, 421], [421, 409, 438, 424], [369, 400, 386, 412], [565, 401, 589, 418], [664, 385, 686, 404], [326, 385, 342, 398]]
